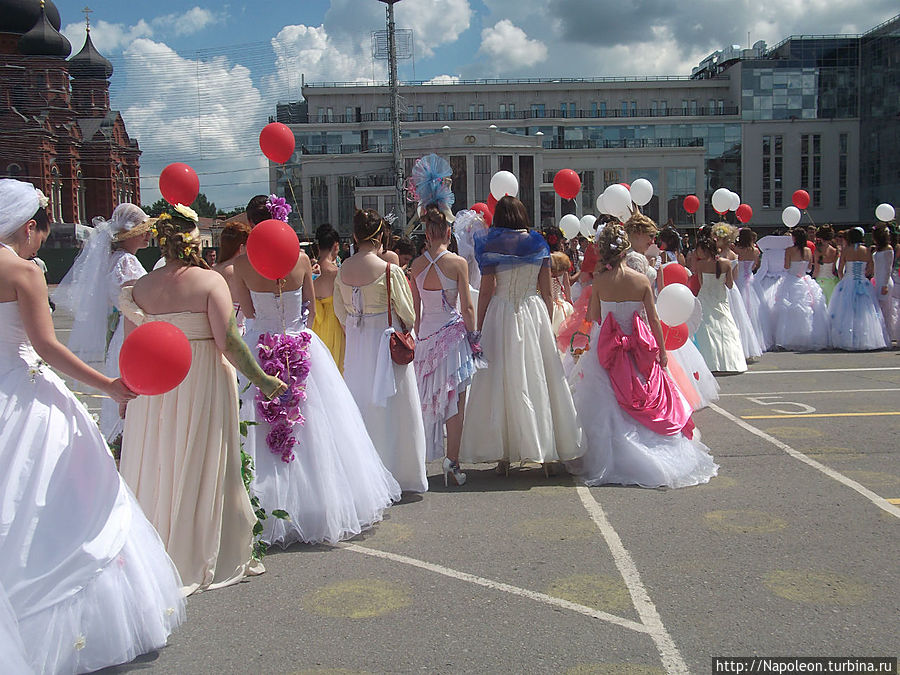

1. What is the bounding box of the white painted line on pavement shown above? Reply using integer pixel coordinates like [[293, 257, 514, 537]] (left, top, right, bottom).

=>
[[719, 388, 900, 397], [744, 367, 900, 375], [576, 486, 689, 674], [339, 542, 649, 635], [710, 403, 900, 520]]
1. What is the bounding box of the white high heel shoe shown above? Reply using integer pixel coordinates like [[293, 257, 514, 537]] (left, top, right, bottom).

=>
[[442, 457, 467, 486]]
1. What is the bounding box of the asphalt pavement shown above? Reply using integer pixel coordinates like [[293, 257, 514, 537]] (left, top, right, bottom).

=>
[[51, 306, 898, 675]]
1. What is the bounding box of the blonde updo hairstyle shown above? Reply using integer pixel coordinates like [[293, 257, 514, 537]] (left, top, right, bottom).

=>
[[595, 222, 632, 271], [156, 212, 209, 269], [711, 221, 738, 244], [623, 212, 658, 237], [352, 208, 386, 246]]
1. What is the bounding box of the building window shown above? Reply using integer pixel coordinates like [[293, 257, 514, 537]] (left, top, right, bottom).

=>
[[590, 102, 598, 117], [540, 190, 555, 228], [447, 105, 455, 120], [717, 99, 725, 114], [310, 176, 329, 225], [508, 103, 515, 117], [800, 133, 821, 207], [478, 104, 485, 119], [581, 170, 595, 214], [317, 107, 325, 122], [630, 101, 637, 116], [530, 103, 545, 118], [560, 102, 568, 118], [708, 99, 716, 115], [621, 101, 629, 116], [839, 133, 848, 207], [376, 107, 390, 121], [689, 100, 698, 115], [338, 176, 356, 230], [682, 99, 689, 115], [361, 195, 378, 211], [660, 100, 667, 115], [762, 134, 783, 208], [416, 105, 423, 120], [519, 156, 534, 223], [599, 101, 607, 117], [345, 106, 353, 121], [438, 104, 446, 120], [449, 156, 467, 209], [499, 103, 507, 119], [474, 155, 491, 203], [650, 100, 658, 115], [326, 107, 334, 121]]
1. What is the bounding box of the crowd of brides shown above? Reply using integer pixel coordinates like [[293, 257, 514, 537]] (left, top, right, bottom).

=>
[[1, 157, 898, 672]]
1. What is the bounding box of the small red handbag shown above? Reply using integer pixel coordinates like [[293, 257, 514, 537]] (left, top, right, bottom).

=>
[[385, 262, 415, 365]]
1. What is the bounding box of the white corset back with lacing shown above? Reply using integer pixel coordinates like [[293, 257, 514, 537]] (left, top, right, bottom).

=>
[[599, 300, 645, 335], [249, 287, 307, 334]]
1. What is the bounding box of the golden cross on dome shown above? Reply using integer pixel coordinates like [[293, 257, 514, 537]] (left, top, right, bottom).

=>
[[82, 6, 94, 31]]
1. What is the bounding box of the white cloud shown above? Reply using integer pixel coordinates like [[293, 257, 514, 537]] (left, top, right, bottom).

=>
[[118, 38, 269, 206], [478, 20, 548, 72], [424, 75, 461, 85], [152, 7, 226, 37], [62, 19, 153, 55], [394, 0, 472, 57]]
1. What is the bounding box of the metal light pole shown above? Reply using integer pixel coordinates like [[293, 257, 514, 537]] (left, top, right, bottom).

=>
[[378, 0, 404, 218]]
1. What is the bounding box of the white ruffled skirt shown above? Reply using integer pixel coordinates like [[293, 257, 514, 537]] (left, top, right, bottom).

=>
[[773, 275, 831, 351], [0, 351, 184, 675], [828, 276, 890, 351], [243, 327, 401, 547], [727, 285, 764, 360]]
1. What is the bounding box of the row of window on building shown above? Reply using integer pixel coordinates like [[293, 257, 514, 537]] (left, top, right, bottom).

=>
[[315, 99, 733, 123], [761, 132, 849, 209]]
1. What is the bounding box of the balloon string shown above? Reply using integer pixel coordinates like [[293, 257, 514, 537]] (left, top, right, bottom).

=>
[[284, 175, 306, 234], [803, 209, 816, 228]]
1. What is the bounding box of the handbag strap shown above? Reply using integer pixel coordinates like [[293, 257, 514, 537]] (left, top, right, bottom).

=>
[[385, 262, 393, 328]]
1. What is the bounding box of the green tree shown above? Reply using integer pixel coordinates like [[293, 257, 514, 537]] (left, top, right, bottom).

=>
[[143, 194, 217, 218]]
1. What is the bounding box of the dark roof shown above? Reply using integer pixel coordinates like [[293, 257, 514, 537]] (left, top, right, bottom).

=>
[[77, 111, 119, 141], [0, 0, 61, 35], [17, 2, 70, 58], [68, 28, 113, 78]]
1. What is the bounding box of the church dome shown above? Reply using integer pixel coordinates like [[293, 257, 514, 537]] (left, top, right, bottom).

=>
[[0, 0, 62, 35], [69, 28, 113, 78], [18, 2, 71, 58]]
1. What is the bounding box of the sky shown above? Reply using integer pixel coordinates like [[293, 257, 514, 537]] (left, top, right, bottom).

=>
[[54, 0, 899, 211]]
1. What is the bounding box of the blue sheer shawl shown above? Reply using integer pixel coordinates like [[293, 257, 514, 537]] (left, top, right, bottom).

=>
[[474, 228, 550, 274]]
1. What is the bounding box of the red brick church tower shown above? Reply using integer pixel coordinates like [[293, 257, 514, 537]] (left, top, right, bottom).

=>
[[0, 0, 141, 225]]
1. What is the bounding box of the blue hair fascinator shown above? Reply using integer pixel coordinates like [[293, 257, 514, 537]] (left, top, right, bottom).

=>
[[408, 153, 455, 211]]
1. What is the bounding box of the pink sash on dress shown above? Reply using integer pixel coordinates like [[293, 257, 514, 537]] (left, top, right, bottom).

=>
[[596, 312, 695, 439]]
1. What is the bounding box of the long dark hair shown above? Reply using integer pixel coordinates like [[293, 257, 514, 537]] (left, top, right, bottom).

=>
[[873, 225, 890, 251], [314, 223, 340, 259], [791, 227, 807, 252], [492, 196, 530, 230], [697, 236, 722, 277]]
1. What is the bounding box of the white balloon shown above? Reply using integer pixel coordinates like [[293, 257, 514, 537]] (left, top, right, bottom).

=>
[[656, 283, 695, 326], [490, 171, 519, 200], [729, 191, 741, 212], [604, 184, 632, 214], [875, 203, 895, 222], [711, 187, 731, 213], [559, 214, 581, 239], [596, 193, 608, 214], [781, 206, 802, 228], [630, 178, 654, 207], [579, 214, 596, 237]]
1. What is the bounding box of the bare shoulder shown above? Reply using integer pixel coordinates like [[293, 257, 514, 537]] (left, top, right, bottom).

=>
[[382, 250, 400, 265], [408, 255, 427, 275]]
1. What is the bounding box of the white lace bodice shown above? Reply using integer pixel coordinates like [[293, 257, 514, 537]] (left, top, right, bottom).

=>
[[873, 249, 894, 288], [788, 260, 810, 278], [0, 301, 39, 370], [249, 287, 307, 334], [736, 260, 755, 285], [600, 300, 645, 335], [815, 261, 836, 279], [844, 260, 867, 281], [493, 265, 540, 305], [699, 272, 728, 303], [107, 250, 146, 308]]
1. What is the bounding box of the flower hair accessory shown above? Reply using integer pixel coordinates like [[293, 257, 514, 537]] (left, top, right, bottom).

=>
[[174, 203, 199, 222], [35, 188, 50, 209], [266, 195, 292, 222]]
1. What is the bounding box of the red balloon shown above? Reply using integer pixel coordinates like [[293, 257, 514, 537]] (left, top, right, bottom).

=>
[[120, 321, 192, 396], [683, 195, 700, 214], [792, 189, 810, 210], [661, 322, 689, 350], [470, 202, 493, 226], [246, 219, 300, 280], [553, 169, 582, 200], [687, 274, 701, 296], [487, 193, 498, 212], [159, 163, 199, 207], [736, 203, 753, 223], [619, 182, 631, 190], [660, 264, 689, 288], [259, 122, 296, 164]]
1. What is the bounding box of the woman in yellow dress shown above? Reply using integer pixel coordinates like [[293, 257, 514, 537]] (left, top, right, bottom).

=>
[[312, 223, 345, 371]]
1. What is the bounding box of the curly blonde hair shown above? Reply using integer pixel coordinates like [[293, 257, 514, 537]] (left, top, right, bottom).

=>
[[712, 221, 738, 244], [156, 213, 209, 269], [595, 223, 631, 270], [623, 212, 658, 237]]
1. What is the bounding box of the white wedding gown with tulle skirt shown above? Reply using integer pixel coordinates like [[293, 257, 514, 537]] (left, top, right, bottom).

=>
[[460, 264, 581, 464], [0, 300, 184, 675], [242, 288, 400, 547], [694, 272, 748, 373], [773, 260, 831, 351]]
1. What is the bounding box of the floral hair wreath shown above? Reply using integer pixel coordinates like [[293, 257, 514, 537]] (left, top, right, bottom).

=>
[[155, 203, 200, 259], [712, 222, 737, 243], [266, 195, 292, 222]]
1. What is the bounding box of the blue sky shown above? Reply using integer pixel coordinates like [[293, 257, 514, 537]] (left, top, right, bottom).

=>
[[54, 0, 898, 209]]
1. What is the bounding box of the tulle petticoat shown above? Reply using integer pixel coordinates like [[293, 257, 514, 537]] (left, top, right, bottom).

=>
[[0, 330, 183, 675], [726, 284, 763, 360], [243, 326, 401, 547], [773, 275, 831, 351], [413, 319, 477, 461], [828, 276, 889, 351], [567, 326, 718, 488]]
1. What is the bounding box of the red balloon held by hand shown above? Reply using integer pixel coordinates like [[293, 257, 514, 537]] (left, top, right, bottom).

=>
[[660, 264, 689, 288], [159, 163, 199, 207], [792, 189, 810, 210], [661, 322, 689, 350], [736, 203, 753, 223], [120, 321, 192, 395], [470, 202, 493, 226], [553, 169, 581, 200], [487, 193, 498, 212], [246, 219, 300, 280], [683, 195, 700, 214], [259, 122, 296, 164]]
